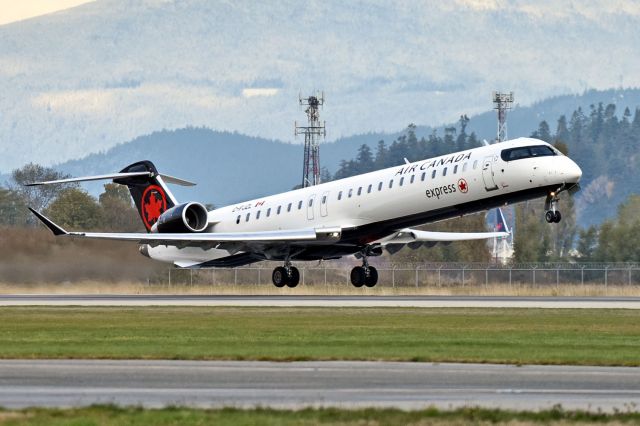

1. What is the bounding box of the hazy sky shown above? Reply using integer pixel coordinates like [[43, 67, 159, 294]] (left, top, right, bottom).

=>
[[0, 0, 94, 25]]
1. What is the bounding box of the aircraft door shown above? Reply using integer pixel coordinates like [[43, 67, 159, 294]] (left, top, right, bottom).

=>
[[307, 194, 316, 220], [482, 156, 499, 191], [320, 191, 329, 217]]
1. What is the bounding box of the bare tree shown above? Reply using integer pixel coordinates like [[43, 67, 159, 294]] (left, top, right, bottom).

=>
[[8, 163, 75, 224]]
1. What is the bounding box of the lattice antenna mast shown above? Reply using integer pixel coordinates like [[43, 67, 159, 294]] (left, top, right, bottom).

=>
[[295, 92, 326, 187], [492, 91, 514, 143]]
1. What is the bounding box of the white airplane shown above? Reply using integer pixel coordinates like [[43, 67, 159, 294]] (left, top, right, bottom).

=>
[[28, 137, 582, 288]]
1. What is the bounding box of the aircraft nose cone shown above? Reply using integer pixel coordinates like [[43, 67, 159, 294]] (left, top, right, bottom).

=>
[[569, 160, 582, 182]]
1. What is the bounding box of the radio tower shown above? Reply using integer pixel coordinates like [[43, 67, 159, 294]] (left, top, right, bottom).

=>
[[492, 91, 514, 142], [295, 92, 326, 187], [491, 92, 515, 263]]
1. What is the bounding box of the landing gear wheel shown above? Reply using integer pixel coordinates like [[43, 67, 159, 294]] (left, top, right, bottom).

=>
[[364, 266, 378, 287], [350, 266, 366, 287], [545, 210, 562, 223], [286, 267, 300, 288], [553, 211, 562, 223], [272, 266, 288, 288], [545, 211, 555, 223]]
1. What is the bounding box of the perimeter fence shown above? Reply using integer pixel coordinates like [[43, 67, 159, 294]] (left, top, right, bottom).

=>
[[148, 262, 640, 289]]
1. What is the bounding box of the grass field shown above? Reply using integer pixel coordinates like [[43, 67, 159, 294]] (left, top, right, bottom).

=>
[[1, 405, 640, 426], [0, 307, 639, 365]]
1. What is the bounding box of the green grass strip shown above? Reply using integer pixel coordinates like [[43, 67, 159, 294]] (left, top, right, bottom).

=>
[[0, 307, 639, 365], [1, 405, 640, 425]]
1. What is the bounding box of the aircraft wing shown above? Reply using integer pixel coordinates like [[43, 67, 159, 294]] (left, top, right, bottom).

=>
[[373, 228, 509, 253], [29, 208, 340, 248]]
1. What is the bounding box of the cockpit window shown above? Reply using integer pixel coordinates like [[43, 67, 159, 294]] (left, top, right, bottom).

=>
[[501, 145, 556, 162]]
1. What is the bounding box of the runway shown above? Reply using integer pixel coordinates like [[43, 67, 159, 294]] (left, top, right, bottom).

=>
[[1, 294, 639, 308], [0, 360, 638, 411]]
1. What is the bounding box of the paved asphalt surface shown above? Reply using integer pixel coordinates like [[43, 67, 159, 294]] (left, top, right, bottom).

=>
[[0, 360, 638, 411], [1, 294, 639, 308]]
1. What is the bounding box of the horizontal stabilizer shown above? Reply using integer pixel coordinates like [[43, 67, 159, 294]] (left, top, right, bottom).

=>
[[25, 172, 196, 187], [25, 172, 151, 186]]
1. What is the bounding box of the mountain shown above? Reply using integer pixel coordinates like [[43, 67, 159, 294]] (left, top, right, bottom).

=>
[[1, 0, 640, 171]]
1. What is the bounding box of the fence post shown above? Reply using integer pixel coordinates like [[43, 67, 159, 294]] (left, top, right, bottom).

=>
[[168, 268, 171, 287], [629, 268, 632, 286], [190, 269, 193, 286], [324, 266, 327, 287], [533, 267, 536, 287], [234, 268, 238, 286], [485, 268, 488, 288], [509, 268, 512, 288], [392, 266, 396, 288], [605, 267, 608, 294], [581, 266, 584, 287], [415, 266, 419, 288], [302, 267, 305, 286], [258, 268, 261, 286], [556, 268, 560, 287], [438, 266, 442, 287], [462, 267, 465, 287]]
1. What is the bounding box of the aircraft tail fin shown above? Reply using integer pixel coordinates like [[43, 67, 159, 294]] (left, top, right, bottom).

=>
[[25, 160, 196, 232]]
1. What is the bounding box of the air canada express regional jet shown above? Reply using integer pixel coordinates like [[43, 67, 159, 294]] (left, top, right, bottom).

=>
[[28, 137, 582, 288]]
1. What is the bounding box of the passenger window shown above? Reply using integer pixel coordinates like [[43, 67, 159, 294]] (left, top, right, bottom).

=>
[[473, 160, 478, 169], [277, 206, 281, 215], [348, 188, 353, 198], [367, 184, 372, 193], [421, 172, 426, 181], [399, 177, 404, 186], [308, 198, 313, 207], [389, 180, 393, 189], [378, 182, 383, 191], [298, 201, 303, 209], [463, 163, 467, 172], [236, 215, 241, 224], [266, 208, 271, 217], [256, 210, 261, 220], [431, 170, 436, 179], [410, 175, 415, 184], [357, 187, 362, 196], [443, 167, 447, 176], [287, 203, 292, 212], [338, 191, 342, 200], [245, 213, 250, 222], [322, 195, 327, 204]]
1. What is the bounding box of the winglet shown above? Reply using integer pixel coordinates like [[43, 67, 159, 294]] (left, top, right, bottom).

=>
[[28, 208, 68, 236]]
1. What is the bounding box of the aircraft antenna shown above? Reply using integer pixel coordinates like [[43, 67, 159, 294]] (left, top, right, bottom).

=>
[[295, 91, 326, 187], [492, 91, 514, 143]]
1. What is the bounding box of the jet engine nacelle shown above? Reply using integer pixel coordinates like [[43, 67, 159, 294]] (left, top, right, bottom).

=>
[[153, 202, 209, 233]]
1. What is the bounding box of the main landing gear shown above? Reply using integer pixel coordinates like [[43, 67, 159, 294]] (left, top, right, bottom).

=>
[[350, 258, 378, 288], [272, 262, 300, 288], [544, 191, 562, 223]]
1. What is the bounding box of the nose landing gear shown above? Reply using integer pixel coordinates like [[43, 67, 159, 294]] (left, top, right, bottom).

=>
[[545, 191, 562, 223], [350, 257, 378, 288], [272, 262, 300, 288]]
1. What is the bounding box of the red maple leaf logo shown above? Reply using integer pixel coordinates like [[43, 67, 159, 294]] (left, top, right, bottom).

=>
[[458, 179, 468, 193], [141, 185, 166, 230]]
